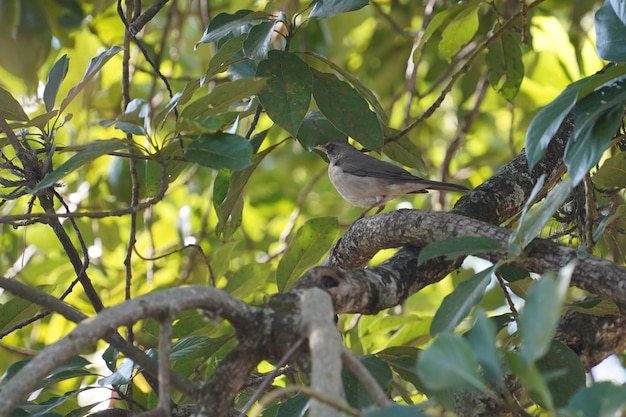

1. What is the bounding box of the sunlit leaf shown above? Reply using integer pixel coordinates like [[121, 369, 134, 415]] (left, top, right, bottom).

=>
[[486, 30, 523, 101], [0, 85, 29, 121], [416, 332, 490, 393], [276, 217, 339, 291], [418, 236, 503, 265], [196, 10, 273, 46], [439, 3, 479, 62], [185, 132, 252, 170], [430, 265, 495, 335]]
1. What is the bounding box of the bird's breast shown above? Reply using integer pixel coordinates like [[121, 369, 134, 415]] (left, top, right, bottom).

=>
[[328, 164, 384, 207]]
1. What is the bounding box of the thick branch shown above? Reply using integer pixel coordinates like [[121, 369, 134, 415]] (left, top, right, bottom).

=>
[[0, 287, 251, 417]]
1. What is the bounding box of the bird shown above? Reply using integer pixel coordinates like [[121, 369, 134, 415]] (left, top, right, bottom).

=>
[[314, 141, 468, 218]]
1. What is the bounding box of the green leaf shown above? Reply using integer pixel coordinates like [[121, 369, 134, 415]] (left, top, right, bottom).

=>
[[519, 262, 574, 366], [185, 133, 253, 171], [196, 10, 273, 46], [98, 357, 134, 386], [342, 355, 391, 409], [439, 3, 479, 62], [31, 139, 127, 193], [506, 351, 554, 410], [223, 262, 271, 298], [0, 85, 29, 121], [566, 77, 626, 184], [181, 77, 267, 120], [509, 176, 574, 253], [308, 0, 369, 19], [215, 138, 278, 236], [298, 51, 389, 127], [206, 34, 246, 77], [416, 332, 490, 393], [365, 404, 428, 417], [418, 236, 503, 265], [243, 20, 277, 61], [595, 1, 626, 62], [535, 341, 585, 408], [594, 152, 626, 188], [297, 111, 347, 150], [466, 309, 502, 386], [312, 70, 383, 150], [0, 296, 42, 334], [256, 51, 313, 136], [43, 54, 69, 112], [382, 137, 427, 175], [486, 30, 523, 101], [498, 265, 529, 282], [569, 296, 621, 317], [568, 382, 626, 417], [59, 46, 123, 113], [430, 266, 495, 335], [102, 345, 119, 373], [276, 217, 339, 291]]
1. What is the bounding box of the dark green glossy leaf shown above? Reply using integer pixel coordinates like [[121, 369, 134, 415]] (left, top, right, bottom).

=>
[[342, 355, 391, 408], [243, 20, 276, 60], [418, 236, 503, 265], [102, 345, 119, 373], [44, 54, 69, 111], [595, 1, 626, 62], [383, 137, 427, 175], [185, 133, 252, 170], [308, 0, 369, 19], [276, 217, 338, 291], [256, 51, 312, 136], [430, 266, 495, 335], [535, 341, 585, 408], [416, 332, 490, 393], [297, 110, 347, 150], [312, 70, 383, 150], [506, 351, 554, 410], [206, 35, 246, 77], [31, 139, 127, 193], [196, 10, 272, 46]]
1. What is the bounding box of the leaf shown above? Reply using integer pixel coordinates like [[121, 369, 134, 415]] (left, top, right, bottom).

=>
[[568, 381, 626, 417], [342, 355, 392, 409], [185, 132, 253, 171], [256, 51, 313, 136], [98, 357, 134, 386], [31, 139, 127, 193], [276, 217, 339, 291], [439, 3, 479, 62], [43, 54, 69, 112], [569, 297, 621, 317], [196, 10, 273, 46], [308, 0, 369, 19], [297, 111, 347, 149], [594, 152, 626, 188], [430, 265, 495, 335], [59, 46, 123, 113], [506, 351, 554, 411], [535, 341, 585, 408], [509, 176, 574, 253], [223, 262, 271, 298], [595, 1, 626, 62], [0, 296, 42, 334], [465, 309, 502, 386], [243, 20, 277, 61], [565, 76, 626, 184], [0, 85, 29, 121], [519, 261, 574, 366], [181, 77, 267, 120], [486, 30, 524, 101], [312, 70, 383, 150], [298, 51, 389, 126], [418, 236, 502, 265], [206, 34, 246, 77], [416, 332, 490, 393], [382, 137, 427, 175]]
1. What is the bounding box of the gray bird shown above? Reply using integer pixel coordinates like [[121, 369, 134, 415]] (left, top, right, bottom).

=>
[[314, 141, 468, 217]]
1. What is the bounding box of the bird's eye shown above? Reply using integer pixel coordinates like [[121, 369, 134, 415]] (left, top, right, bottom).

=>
[[326, 144, 335, 152]]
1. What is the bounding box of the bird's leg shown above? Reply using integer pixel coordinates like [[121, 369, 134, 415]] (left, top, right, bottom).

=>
[[357, 203, 385, 220]]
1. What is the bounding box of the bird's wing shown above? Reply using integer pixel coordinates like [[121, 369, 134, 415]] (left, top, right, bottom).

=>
[[337, 152, 423, 181]]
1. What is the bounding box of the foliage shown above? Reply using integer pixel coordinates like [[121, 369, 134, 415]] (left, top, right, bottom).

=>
[[0, 0, 626, 416]]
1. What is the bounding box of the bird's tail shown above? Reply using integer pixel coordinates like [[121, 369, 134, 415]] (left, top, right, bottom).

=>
[[415, 179, 469, 193]]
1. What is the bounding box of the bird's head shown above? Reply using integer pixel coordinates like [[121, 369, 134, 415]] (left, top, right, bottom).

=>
[[313, 141, 355, 160]]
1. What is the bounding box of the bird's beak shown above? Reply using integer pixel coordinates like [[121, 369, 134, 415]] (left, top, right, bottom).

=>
[[313, 144, 326, 152]]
